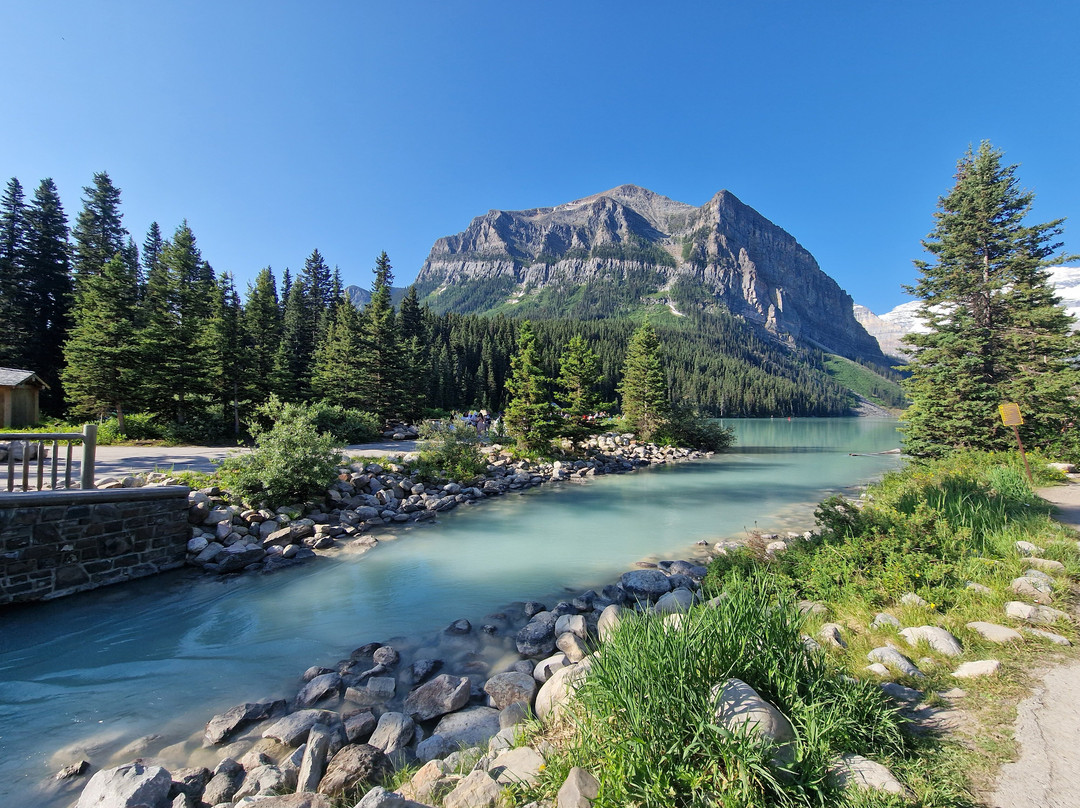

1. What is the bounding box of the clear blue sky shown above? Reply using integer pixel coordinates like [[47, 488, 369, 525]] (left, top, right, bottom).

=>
[[2, 1, 1077, 313]]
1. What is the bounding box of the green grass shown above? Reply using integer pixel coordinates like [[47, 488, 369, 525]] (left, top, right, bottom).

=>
[[823, 355, 906, 410]]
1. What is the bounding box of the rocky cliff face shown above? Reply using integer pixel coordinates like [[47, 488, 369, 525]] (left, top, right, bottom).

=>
[[416, 185, 886, 364]]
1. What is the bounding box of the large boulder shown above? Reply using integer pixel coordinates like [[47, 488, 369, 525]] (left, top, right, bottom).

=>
[[828, 754, 912, 799], [76, 762, 172, 808], [317, 744, 392, 795], [204, 700, 284, 745], [899, 626, 963, 657], [442, 770, 502, 808], [431, 706, 501, 749], [712, 678, 796, 768], [489, 746, 545, 786], [516, 619, 557, 657], [296, 673, 342, 707], [263, 710, 343, 747], [535, 659, 592, 722], [483, 671, 538, 711], [233, 764, 287, 800], [297, 723, 333, 793], [557, 767, 600, 808], [867, 647, 925, 678], [403, 674, 470, 721], [597, 604, 623, 641], [618, 569, 672, 601], [367, 711, 416, 758]]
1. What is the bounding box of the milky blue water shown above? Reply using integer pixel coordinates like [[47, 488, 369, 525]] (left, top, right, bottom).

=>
[[0, 418, 901, 806]]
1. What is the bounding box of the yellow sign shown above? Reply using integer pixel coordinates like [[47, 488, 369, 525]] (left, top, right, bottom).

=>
[[999, 402, 1023, 427]]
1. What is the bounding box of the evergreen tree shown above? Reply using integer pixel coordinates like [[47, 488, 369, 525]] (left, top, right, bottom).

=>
[[399, 285, 424, 341], [901, 142, 1080, 456], [311, 298, 367, 408], [243, 267, 282, 404], [142, 221, 164, 275], [397, 285, 428, 420], [72, 171, 127, 279], [0, 178, 30, 367], [618, 319, 670, 440], [360, 252, 404, 423], [503, 320, 559, 452], [557, 334, 602, 418], [23, 178, 72, 409], [62, 255, 141, 433], [207, 272, 246, 436], [273, 276, 314, 399]]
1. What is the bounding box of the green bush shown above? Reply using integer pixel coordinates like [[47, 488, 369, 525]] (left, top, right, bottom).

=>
[[96, 413, 166, 444], [659, 406, 736, 452], [161, 409, 227, 445], [412, 419, 487, 483], [309, 401, 382, 444], [216, 397, 342, 507]]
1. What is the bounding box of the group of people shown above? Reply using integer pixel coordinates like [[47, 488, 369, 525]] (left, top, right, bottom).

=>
[[462, 409, 497, 437]]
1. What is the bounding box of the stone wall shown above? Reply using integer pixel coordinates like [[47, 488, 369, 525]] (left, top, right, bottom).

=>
[[0, 486, 191, 605]]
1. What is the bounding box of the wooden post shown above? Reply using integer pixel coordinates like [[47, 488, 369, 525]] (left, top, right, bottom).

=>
[[1013, 424, 1034, 486], [80, 423, 97, 490]]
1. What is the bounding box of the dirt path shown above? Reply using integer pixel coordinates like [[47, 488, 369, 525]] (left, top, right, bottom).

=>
[[987, 481, 1080, 808]]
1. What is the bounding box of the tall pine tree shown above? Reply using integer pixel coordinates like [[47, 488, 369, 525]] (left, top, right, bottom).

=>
[[618, 319, 670, 440], [360, 252, 404, 423], [72, 171, 127, 280], [503, 320, 559, 452], [902, 142, 1080, 456], [0, 178, 30, 367], [243, 267, 282, 405]]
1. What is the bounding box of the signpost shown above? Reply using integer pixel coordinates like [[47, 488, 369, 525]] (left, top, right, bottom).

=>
[[999, 402, 1033, 484]]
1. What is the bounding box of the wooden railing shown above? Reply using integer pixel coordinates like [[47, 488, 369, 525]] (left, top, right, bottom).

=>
[[0, 424, 97, 491]]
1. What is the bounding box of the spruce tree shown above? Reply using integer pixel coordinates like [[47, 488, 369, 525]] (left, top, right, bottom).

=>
[[142, 221, 164, 275], [23, 178, 72, 409], [62, 255, 141, 432], [618, 319, 670, 440], [311, 297, 367, 408], [503, 320, 559, 453], [901, 142, 1080, 456], [360, 252, 404, 423], [72, 171, 127, 279], [243, 267, 282, 405], [558, 334, 602, 418], [398, 286, 428, 420], [273, 277, 314, 399], [0, 178, 30, 367], [207, 272, 246, 436]]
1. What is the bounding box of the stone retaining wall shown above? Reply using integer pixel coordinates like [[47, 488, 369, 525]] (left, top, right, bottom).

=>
[[0, 486, 191, 605]]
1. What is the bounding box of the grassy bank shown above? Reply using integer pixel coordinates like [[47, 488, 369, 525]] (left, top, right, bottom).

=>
[[513, 451, 1079, 807]]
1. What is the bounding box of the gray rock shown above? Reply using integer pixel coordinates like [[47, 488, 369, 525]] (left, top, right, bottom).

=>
[[533, 652, 571, 683], [205, 700, 284, 745], [535, 660, 592, 722], [798, 600, 828, 616], [499, 701, 530, 729], [233, 795, 331, 808], [415, 734, 456, 763], [880, 682, 922, 703], [296, 724, 332, 793], [344, 677, 397, 708], [619, 569, 672, 601], [553, 614, 587, 639], [202, 767, 243, 805], [1022, 627, 1072, 646], [404, 673, 471, 721], [899, 626, 963, 657], [1027, 557, 1066, 574], [516, 619, 556, 657], [443, 770, 501, 808], [556, 631, 589, 663], [818, 623, 847, 649], [871, 612, 901, 630], [966, 581, 993, 595], [432, 706, 502, 749], [263, 710, 343, 747], [409, 658, 443, 685], [557, 766, 600, 808], [653, 587, 695, 615], [373, 646, 400, 667], [316, 744, 392, 795], [597, 604, 623, 641], [966, 621, 1023, 644], [76, 762, 172, 808], [1005, 601, 1070, 625], [367, 712, 415, 757], [867, 647, 924, 678], [490, 746, 545, 786], [711, 678, 795, 767], [1015, 540, 1045, 556], [168, 767, 211, 802], [296, 673, 341, 707], [233, 764, 286, 800], [828, 754, 912, 798], [899, 592, 928, 608], [343, 711, 377, 744], [1011, 576, 1053, 604], [484, 671, 537, 710], [953, 660, 1001, 678]]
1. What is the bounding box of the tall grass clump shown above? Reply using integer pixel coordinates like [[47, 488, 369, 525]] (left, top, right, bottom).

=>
[[411, 419, 487, 483], [559, 572, 904, 807]]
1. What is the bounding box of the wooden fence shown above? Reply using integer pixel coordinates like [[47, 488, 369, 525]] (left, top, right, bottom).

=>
[[0, 424, 97, 491]]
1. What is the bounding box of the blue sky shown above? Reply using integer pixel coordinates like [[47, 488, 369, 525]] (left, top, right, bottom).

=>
[[2, 1, 1077, 313]]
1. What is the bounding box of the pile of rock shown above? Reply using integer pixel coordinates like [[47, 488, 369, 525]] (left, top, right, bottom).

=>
[[70, 557, 709, 808]]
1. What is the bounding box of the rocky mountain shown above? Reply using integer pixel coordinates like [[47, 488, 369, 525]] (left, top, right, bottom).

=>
[[856, 265, 1080, 360], [414, 185, 888, 366], [344, 285, 407, 310]]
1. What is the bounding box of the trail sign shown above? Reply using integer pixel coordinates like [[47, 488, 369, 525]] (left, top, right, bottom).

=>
[[999, 402, 1023, 426]]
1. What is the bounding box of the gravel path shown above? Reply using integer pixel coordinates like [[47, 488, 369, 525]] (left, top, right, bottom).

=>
[[988, 481, 1080, 808]]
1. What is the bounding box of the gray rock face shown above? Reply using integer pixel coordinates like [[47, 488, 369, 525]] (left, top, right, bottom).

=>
[[619, 569, 672, 601], [414, 185, 887, 364], [76, 762, 172, 808], [404, 673, 471, 721]]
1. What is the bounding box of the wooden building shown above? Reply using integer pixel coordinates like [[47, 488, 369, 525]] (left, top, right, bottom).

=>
[[0, 368, 49, 429]]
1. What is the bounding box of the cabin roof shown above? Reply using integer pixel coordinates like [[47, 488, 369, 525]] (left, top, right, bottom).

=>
[[0, 368, 49, 388]]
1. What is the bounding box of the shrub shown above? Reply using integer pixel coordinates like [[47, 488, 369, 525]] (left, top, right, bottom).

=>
[[659, 406, 736, 451], [309, 401, 382, 444], [96, 412, 166, 444], [412, 419, 487, 483], [216, 398, 341, 507]]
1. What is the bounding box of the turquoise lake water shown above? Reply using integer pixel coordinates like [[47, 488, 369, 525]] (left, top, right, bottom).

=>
[[0, 417, 902, 806]]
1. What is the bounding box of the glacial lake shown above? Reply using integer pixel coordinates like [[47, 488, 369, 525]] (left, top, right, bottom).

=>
[[0, 417, 902, 806]]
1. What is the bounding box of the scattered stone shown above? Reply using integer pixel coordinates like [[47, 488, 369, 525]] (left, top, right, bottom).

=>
[[900, 592, 928, 608], [712, 678, 796, 767], [1011, 576, 1053, 604], [516, 619, 557, 657], [871, 612, 901, 630], [618, 569, 672, 601], [263, 710, 343, 747], [296, 672, 341, 707], [344, 677, 397, 708], [404, 674, 471, 721], [233, 764, 288, 800], [818, 623, 847, 649], [954, 660, 1001, 678], [1027, 557, 1066, 574], [798, 600, 828, 616], [828, 754, 913, 799], [402, 760, 452, 804], [533, 653, 571, 684], [554, 614, 587, 639], [297, 723, 332, 793], [415, 734, 456, 763], [367, 712, 415, 758], [56, 760, 90, 780], [880, 682, 922, 703], [205, 700, 284, 745], [355, 786, 406, 808], [316, 744, 392, 795], [556, 631, 589, 662], [484, 671, 537, 710], [899, 626, 963, 657], [867, 647, 924, 678], [431, 706, 502, 749], [409, 658, 442, 685], [490, 745, 545, 786], [966, 621, 1023, 644], [1005, 601, 1070, 625], [443, 770, 502, 808], [1015, 540, 1045, 557], [557, 766, 600, 808], [535, 660, 591, 722], [499, 701, 530, 729], [597, 604, 622, 641], [654, 587, 695, 615], [965, 581, 993, 595], [75, 762, 172, 808], [864, 663, 891, 676], [343, 711, 377, 744], [1022, 627, 1072, 646]]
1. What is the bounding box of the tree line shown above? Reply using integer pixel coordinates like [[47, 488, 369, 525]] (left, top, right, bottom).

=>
[[0, 171, 857, 442]]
